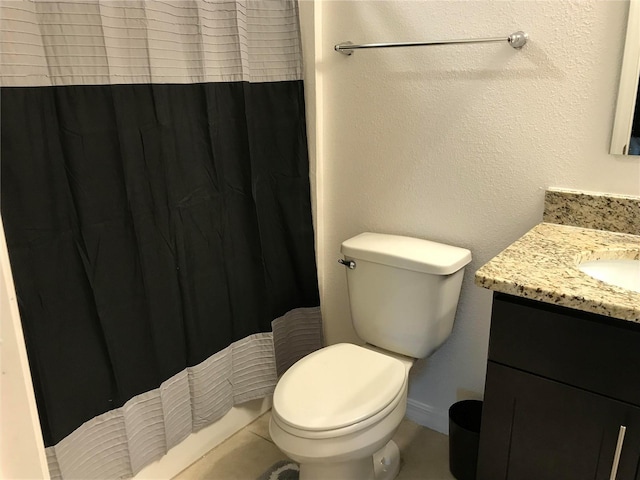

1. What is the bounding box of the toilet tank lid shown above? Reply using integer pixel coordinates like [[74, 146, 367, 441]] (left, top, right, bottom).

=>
[[341, 232, 472, 275]]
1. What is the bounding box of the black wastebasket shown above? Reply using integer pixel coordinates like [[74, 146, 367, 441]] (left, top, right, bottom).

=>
[[448, 400, 482, 480]]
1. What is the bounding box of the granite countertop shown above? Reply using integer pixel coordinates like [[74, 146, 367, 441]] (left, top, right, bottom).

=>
[[475, 222, 640, 322]]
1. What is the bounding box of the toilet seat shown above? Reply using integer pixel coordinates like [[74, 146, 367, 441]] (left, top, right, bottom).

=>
[[272, 343, 407, 438]]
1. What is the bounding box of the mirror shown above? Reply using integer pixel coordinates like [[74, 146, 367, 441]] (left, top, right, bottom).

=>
[[611, 0, 640, 155]]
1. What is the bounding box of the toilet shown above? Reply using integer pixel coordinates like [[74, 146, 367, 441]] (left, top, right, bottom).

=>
[[269, 232, 472, 480]]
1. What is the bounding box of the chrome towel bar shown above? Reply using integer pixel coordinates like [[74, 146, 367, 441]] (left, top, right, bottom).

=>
[[334, 31, 528, 55]]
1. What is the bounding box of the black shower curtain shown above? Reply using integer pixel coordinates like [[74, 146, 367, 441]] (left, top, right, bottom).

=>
[[1, 1, 321, 478]]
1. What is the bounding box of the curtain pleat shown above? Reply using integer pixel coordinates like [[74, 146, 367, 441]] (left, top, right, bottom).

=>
[[0, 0, 303, 86]]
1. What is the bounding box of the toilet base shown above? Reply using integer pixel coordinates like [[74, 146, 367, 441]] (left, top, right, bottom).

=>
[[298, 440, 400, 480], [373, 440, 401, 480]]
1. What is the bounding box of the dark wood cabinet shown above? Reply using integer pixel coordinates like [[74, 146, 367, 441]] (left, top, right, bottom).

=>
[[477, 294, 640, 480]]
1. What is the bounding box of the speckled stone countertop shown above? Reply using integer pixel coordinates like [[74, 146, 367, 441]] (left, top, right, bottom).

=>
[[475, 222, 640, 322]]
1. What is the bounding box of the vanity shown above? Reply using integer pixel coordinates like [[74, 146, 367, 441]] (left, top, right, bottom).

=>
[[475, 189, 640, 480]]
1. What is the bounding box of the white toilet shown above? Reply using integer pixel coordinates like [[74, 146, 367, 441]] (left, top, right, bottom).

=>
[[269, 232, 472, 480]]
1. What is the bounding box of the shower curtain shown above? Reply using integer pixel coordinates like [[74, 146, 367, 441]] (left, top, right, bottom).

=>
[[0, 1, 322, 478]]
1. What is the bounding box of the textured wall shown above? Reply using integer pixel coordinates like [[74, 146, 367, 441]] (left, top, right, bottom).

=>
[[311, 0, 640, 432]]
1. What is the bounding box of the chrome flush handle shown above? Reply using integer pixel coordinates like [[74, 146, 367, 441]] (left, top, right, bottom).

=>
[[338, 259, 356, 269]]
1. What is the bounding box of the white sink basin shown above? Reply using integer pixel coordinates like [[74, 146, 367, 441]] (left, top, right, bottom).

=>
[[578, 258, 640, 293]]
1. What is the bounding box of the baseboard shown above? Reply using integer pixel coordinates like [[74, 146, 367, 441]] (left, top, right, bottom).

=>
[[405, 398, 449, 435], [134, 397, 272, 479]]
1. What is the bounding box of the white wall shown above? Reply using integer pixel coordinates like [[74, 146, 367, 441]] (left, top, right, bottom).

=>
[[308, 0, 640, 432]]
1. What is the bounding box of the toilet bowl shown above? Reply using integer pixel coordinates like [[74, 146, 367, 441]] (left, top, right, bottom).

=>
[[270, 233, 472, 480], [269, 343, 413, 480]]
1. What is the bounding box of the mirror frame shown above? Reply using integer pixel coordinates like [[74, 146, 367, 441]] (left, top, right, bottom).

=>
[[611, 0, 640, 155]]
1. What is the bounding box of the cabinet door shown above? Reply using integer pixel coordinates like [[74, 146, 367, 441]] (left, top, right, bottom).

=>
[[477, 362, 640, 480]]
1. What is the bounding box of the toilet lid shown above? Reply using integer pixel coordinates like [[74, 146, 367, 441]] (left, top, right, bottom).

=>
[[273, 343, 406, 431]]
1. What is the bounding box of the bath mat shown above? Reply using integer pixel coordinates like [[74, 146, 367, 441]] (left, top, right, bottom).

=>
[[257, 460, 299, 480]]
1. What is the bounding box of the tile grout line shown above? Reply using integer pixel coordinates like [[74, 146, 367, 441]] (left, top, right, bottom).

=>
[[248, 430, 275, 444]]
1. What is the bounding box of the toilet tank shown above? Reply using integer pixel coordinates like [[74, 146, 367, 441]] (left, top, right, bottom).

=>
[[341, 233, 472, 359]]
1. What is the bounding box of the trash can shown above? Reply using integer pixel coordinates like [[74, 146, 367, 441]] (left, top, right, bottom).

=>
[[448, 400, 483, 480]]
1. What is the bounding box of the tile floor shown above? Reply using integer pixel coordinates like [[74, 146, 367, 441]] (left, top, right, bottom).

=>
[[173, 411, 455, 480]]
